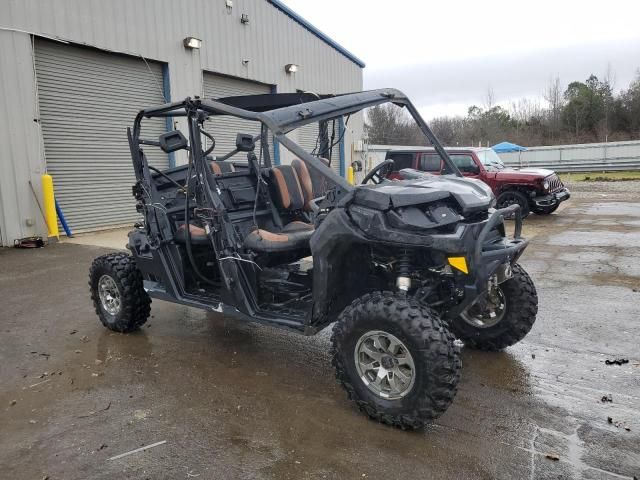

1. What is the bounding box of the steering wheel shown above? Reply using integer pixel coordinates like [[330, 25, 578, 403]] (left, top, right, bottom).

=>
[[361, 159, 395, 185]]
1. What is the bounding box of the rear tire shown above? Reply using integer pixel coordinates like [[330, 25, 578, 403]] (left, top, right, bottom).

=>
[[89, 253, 150, 333], [331, 291, 461, 430], [496, 190, 531, 218], [448, 264, 538, 351]]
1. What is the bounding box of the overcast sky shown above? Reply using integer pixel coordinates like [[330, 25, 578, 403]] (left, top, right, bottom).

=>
[[284, 0, 640, 119]]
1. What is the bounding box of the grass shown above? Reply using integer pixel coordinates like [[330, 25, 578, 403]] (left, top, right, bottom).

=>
[[560, 171, 640, 182]]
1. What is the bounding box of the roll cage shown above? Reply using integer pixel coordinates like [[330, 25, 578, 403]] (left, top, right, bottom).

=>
[[130, 88, 462, 206]]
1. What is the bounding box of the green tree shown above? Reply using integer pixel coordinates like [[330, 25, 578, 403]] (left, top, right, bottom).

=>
[[562, 75, 608, 140], [618, 70, 640, 135]]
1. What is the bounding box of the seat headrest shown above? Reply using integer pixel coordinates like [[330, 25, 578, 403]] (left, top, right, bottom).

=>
[[270, 165, 304, 211], [291, 159, 313, 211]]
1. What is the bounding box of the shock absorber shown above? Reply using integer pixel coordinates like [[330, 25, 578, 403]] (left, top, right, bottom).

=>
[[396, 250, 413, 292]]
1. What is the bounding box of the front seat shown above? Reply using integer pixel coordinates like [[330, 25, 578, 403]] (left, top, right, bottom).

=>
[[243, 164, 314, 253]]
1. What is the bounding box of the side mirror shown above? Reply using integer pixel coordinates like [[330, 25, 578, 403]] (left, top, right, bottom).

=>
[[158, 131, 188, 153], [235, 133, 255, 152]]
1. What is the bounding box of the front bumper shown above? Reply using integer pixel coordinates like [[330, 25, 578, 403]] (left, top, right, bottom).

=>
[[534, 188, 571, 207], [447, 204, 528, 318]]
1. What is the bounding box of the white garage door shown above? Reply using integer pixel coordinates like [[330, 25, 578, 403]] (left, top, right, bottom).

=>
[[34, 38, 169, 232], [202, 72, 273, 161], [296, 121, 342, 176]]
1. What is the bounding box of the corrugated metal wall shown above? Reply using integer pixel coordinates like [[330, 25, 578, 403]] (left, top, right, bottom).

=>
[[0, 31, 46, 245], [0, 0, 363, 245], [3, 0, 362, 101]]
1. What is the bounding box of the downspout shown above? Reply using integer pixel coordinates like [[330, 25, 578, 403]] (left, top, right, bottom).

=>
[[162, 63, 176, 168], [338, 116, 345, 177]]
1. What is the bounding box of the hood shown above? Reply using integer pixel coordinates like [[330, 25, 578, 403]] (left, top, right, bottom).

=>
[[493, 167, 555, 180], [352, 170, 494, 215]]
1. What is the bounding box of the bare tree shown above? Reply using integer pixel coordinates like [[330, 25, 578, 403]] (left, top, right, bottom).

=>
[[601, 63, 617, 142], [364, 104, 426, 146], [484, 86, 495, 110], [543, 76, 563, 141]]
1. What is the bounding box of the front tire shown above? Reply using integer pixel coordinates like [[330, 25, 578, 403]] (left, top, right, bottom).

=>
[[449, 264, 538, 351], [89, 253, 151, 333], [331, 291, 461, 430], [497, 190, 531, 218]]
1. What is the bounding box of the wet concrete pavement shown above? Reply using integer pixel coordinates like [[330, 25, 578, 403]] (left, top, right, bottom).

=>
[[1, 186, 639, 479]]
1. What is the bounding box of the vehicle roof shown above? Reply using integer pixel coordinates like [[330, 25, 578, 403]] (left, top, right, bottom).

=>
[[215, 92, 336, 112], [200, 88, 408, 132]]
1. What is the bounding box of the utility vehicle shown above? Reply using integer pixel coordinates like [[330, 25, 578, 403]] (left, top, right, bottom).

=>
[[89, 89, 538, 429], [385, 147, 570, 217]]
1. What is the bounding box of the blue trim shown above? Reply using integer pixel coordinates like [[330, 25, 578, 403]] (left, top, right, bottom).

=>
[[162, 63, 176, 168], [273, 140, 281, 165], [267, 0, 366, 68], [338, 117, 345, 177]]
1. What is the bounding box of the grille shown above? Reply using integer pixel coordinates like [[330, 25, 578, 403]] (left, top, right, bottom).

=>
[[546, 174, 564, 193]]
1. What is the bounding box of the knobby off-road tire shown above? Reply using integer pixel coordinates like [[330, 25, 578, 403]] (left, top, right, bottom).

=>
[[89, 253, 151, 333], [331, 291, 461, 430], [496, 190, 531, 218], [449, 263, 538, 351]]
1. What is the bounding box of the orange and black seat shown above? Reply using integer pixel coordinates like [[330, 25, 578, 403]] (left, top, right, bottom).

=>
[[243, 164, 314, 253], [291, 158, 314, 211], [174, 223, 209, 245], [210, 161, 236, 175]]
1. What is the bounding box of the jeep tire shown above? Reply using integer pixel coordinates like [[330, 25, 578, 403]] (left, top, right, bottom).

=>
[[497, 190, 531, 218], [331, 291, 461, 430], [89, 253, 151, 333], [449, 264, 538, 351]]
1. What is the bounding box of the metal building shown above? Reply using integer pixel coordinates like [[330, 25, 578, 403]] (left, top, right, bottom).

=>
[[0, 0, 364, 246]]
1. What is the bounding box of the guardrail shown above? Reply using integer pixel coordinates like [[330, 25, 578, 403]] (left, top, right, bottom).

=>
[[365, 141, 640, 173], [497, 140, 640, 172]]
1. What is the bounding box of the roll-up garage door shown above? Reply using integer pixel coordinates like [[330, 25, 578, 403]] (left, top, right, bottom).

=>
[[202, 72, 273, 161], [296, 122, 342, 176], [34, 38, 168, 232]]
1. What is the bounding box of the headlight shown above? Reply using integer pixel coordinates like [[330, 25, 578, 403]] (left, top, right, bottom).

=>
[[543, 181, 549, 190]]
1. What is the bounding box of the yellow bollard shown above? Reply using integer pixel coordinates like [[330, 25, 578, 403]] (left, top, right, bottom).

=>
[[347, 166, 355, 185], [41, 174, 59, 239]]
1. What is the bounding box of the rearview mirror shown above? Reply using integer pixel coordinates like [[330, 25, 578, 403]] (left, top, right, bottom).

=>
[[158, 131, 188, 153]]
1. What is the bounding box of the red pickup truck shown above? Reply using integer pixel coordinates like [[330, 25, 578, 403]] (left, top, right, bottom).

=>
[[385, 147, 570, 216]]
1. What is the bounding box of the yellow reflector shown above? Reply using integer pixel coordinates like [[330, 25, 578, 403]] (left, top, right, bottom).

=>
[[448, 256, 468, 274]]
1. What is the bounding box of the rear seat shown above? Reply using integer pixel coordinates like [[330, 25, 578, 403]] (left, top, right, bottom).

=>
[[210, 160, 235, 175]]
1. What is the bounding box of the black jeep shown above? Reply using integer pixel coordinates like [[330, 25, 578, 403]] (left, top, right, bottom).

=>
[[89, 89, 538, 429]]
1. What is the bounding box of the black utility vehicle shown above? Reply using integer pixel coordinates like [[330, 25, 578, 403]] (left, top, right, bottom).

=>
[[89, 90, 538, 429]]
